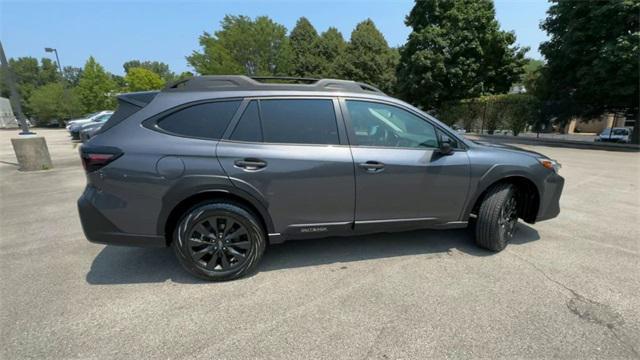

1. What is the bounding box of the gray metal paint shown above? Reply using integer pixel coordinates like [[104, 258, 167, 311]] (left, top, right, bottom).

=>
[[216, 141, 356, 233], [79, 86, 563, 246]]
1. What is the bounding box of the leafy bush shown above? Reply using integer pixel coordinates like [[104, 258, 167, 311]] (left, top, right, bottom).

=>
[[29, 83, 83, 125], [437, 94, 540, 136]]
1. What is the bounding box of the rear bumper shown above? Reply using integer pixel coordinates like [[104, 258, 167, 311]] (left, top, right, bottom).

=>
[[536, 172, 564, 222], [78, 188, 165, 247]]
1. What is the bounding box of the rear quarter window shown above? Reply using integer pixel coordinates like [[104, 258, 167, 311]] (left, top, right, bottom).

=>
[[157, 100, 241, 139], [98, 101, 140, 133]]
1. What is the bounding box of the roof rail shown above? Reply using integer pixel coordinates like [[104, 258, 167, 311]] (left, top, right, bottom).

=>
[[250, 76, 319, 84], [162, 75, 385, 95]]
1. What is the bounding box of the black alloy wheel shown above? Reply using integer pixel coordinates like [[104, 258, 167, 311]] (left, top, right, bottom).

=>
[[474, 183, 518, 252], [498, 195, 518, 240], [187, 215, 251, 271], [173, 202, 266, 281]]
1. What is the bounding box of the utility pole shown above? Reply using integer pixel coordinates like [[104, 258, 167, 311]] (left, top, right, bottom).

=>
[[0, 41, 33, 135], [45, 47, 63, 75]]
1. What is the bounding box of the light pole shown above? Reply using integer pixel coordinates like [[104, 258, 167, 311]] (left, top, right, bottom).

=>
[[0, 41, 33, 134], [44, 47, 63, 75]]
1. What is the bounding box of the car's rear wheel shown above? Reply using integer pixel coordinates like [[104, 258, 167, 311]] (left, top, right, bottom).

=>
[[172, 202, 266, 281], [474, 183, 518, 252]]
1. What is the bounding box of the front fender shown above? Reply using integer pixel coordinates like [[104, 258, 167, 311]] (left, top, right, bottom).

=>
[[460, 164, 542, 220]]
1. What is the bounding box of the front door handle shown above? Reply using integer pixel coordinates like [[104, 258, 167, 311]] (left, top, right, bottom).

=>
[[234, 158, 267, 170], [359, 161, 385, 172]]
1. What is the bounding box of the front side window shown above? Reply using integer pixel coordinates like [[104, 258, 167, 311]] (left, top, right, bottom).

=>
[[157, 100, 241, 139], [345, 100, 438, 149], [259, 99, 339, 145]]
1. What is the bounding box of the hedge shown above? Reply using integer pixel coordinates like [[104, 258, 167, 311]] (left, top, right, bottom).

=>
[[436, 93, 541, 136]]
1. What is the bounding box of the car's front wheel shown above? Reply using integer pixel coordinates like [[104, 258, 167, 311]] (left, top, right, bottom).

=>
[[474, 183, 518, 252], [172, 202, 266, 281]]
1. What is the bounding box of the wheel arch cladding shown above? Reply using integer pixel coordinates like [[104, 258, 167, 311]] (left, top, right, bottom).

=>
[[471, 176, 540, 224], [163, 190, 273, 246]]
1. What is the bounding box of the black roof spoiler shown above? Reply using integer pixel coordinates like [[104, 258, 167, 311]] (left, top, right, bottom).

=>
[[117, 91, 159, 107], [162, 75, 385, 95]]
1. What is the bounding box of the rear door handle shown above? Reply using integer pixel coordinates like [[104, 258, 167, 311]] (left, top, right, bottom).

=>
[[234, 158, 267, 170], [359, 161, 385, 172]]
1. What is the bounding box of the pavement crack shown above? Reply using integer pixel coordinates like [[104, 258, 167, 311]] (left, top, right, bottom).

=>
[[508, 251, 638, 357]]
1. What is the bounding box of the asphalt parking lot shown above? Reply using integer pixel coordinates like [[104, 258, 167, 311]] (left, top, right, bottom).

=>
[[1, 129, 639, 359]]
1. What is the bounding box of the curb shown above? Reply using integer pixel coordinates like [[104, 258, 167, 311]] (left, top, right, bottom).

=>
[[467, 134, 640, 152]]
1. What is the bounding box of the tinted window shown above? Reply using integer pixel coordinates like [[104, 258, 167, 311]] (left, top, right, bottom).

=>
[[157, 100, 241, 139], [99, 101, 140, 133], [345, 100, 438, 148], [260, 99, 339, 145], [230, 101, 262, 142]]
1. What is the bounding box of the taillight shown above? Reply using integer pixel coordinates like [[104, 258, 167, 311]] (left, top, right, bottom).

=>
[[80, 146, 122, 172]]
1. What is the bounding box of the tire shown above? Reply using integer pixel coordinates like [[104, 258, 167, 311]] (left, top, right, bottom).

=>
[[172, 201, 266, 281], [474, 183, 518, 252]]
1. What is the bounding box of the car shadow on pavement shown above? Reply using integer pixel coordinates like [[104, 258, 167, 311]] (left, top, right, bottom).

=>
[[259, 223, 540, 272], [86, 223, 539, 285]]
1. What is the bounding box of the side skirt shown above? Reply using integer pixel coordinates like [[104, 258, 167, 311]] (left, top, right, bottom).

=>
[[268, 219, 468, 243]]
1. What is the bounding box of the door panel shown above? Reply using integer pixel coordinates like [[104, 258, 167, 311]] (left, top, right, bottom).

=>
[[217, 142, 355, 236], [341, 99, 470, 227], [350, 148, 469, 223]]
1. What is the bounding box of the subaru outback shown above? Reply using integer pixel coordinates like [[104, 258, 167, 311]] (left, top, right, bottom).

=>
[[78, 76, 564, 281]]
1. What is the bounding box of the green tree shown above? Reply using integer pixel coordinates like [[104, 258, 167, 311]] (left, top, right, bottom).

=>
[[176, 71, 194, 81], [339, 19, 398, 93], [521, 58, 543, 94], [39, 58, 60, 83], [124, 67, 165, 91], [397, 0, 527, 109], [314, 27, 347, 78], [29, 83, 82, 125], [539, 0, 639, 142], [123, 60, 175, 82], [289, 17, 321, 77], [62, 66, 83, 86], [77, 56, 117, 112], [0, 57, 62, 117], [187, 15, 291, 76]]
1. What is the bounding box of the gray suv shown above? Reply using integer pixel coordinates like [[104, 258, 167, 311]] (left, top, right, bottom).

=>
[[78, 76, 564, 281]]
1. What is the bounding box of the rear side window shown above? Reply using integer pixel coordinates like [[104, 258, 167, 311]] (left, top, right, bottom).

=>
[[260, 99, 339, 145], [98, 101, 140, 133], [157, 100, 241, 139], [230, 101, 262, 142]]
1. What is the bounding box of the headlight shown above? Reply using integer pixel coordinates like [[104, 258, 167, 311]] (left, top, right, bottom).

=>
[[538, 158, 561, 173]]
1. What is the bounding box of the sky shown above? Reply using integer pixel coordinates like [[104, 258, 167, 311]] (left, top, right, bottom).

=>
[[1, 0, 551, 76]]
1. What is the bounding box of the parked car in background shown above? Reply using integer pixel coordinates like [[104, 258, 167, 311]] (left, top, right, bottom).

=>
[[452, 124, 466, 134], [68, 111, 113, 140], [66, 111, 112, 130], [78, 76, 564, 281], [595, 128, 632, 143], [35, 118, 63, 128], [79, 113, 112, 142]]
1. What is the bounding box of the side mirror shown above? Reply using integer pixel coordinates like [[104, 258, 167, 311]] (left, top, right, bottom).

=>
[[438, 141, 453, 155]]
